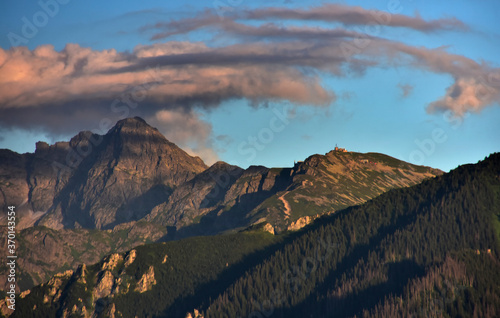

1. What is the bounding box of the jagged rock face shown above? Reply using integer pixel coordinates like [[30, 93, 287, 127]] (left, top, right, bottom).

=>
[[147, 150, 443, 236], [94, 271, 115, 300], [0, 139, 90, 228], [28, 141, 75, 213], [0, 117, 208, 230], [263, 223, 275, 234], [25, 246, 147, 317], [124, 249, 137, 267], [0, 150, 31, 225], [147, 163, 292, 237], [134, 266, 156, 293], [39, 117, 207, 229], [147, 161, 244, 227], [4, 248, 141, 317], [0, 222, 166, 293]]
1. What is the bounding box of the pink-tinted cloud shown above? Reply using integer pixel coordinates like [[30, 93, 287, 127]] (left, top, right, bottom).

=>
[[0, 3, 497, 161], [144, 4, 468, 40], [428, 77, 500, 116], [0, 41, 335, 163], [242, 4, 468, 32], [380, 42, 500, 115], [147, 109, 219, 165], [0, 42, 334, 112]]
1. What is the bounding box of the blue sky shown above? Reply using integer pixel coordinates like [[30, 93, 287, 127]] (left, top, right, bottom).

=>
[[0, 0, 499, 171]]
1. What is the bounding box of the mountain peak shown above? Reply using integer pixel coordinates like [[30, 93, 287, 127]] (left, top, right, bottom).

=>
[[105, 116, 169, 148], [208, 161, 241, 171], [115, 116, 148, 127], [32, 117, 208, 230], [111, 116, 157, 135]]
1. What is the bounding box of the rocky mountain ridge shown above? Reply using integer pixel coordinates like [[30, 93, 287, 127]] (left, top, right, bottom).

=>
[[0, 117, 441, 233], [0, 117, 443, 293], [0, 117, 207, 230], [147, 149, 443, 237], [5, 153, 498, 318]]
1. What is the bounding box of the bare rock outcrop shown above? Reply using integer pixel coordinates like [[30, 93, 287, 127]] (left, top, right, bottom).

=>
[[134, 266, 157, 293]]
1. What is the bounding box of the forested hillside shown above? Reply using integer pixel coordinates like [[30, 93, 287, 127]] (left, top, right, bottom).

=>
[[4, 153, 499, 317], [205, 153, 500, 317]]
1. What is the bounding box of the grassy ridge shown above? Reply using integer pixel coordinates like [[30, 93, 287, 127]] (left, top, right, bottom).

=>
[[204, 153, 500, 317]]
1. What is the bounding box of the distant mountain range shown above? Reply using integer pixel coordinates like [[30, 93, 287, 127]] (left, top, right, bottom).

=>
[[0, 117, 441, 232], [0, 117, 443, 293], [5, 149, 499, 317]]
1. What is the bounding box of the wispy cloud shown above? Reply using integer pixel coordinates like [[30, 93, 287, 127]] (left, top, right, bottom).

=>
[[398, 83, 414, 98], [144, 4, 468, 40], [239, 5, 468, 32], [148, 108, 219, 165], [0, 3, 498, 161]]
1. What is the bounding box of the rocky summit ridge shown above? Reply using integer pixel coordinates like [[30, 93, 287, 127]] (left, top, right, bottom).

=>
[[0, 117, 207, 230], [0, 117, 443, 292], [0, 116, 442, 233]]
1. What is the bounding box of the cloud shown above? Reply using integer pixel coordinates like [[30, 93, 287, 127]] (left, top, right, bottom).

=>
[[147, 109, 218, 165], [215, 134, 233, 153], [398, 83, 413, 98], [1, 32, 499, 137], [0, 42, 335, 136], [144, 3, 468, 40], [149, 18, 369, 41], [135, 5, 500, 116], [427, 77, 500, 116], [0, 3, 498, 159], [383, 42, 500, 114], [240, 5, 468, 32]]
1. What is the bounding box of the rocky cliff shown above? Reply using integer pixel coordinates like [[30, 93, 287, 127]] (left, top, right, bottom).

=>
[[0, 117, 207, 230], [147, 150, 442, 236], [0, 222, 166, 293], [0, 117, 443, 293]]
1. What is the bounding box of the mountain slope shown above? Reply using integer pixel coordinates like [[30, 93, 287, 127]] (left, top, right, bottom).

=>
[[5, 230, 283, 318], [148, 149, 442, 237], [38, 117, 208, 229], [9, 153, 499, 317], [0, 117, 208, 230], [0, 142, 72, 229], [3, 149, 441, 293], [0, 118, 442, 294], [0, 117, 439, 232], [204, 152, 500, 317], [0, 222, 167, 291]]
